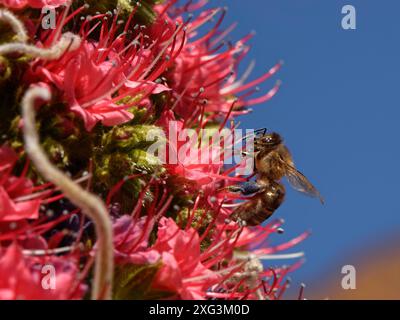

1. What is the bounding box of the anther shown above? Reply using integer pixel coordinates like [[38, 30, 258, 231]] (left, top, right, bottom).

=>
[[46, 209, 54, 218]]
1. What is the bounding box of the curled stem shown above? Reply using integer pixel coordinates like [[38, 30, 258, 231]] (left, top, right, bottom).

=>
[[0, 31, 81, 59], [21, 86, 114, 300], [0, 9, 28, 42]]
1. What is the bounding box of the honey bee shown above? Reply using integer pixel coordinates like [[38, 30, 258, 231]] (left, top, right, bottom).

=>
[[230, 129, 323, 226]]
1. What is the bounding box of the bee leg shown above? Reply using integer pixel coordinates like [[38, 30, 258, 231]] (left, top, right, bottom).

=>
[[236, 218, 247, 227], [226, 185, 243, 193], [228, 181, 265, 196], [225, 216, 247, 227], [241, 151, 255, 157], [232, 150, 255, 157]]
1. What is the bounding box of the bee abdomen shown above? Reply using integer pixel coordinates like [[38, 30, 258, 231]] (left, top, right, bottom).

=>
[[244, 208, 275, 226], [231, 182, 285, 226]]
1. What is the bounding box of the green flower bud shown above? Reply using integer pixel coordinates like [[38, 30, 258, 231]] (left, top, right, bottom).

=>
[[102, 124, 165, 153], [129, 148, 163, 174], [42, 137, 70, 167]]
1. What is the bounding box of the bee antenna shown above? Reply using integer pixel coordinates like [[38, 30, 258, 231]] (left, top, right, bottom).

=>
[[241, 127, 267, 141], [254, 128, 267, 135]]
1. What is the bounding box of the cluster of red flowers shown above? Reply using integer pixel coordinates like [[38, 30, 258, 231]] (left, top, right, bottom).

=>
[[0, 0, 307, 300]]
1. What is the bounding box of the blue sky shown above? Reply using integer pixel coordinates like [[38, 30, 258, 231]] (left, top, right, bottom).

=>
[[205, 0, 400, 295]]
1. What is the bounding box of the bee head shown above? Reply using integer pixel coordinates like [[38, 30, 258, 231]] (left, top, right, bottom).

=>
[[255, 132, 282, 151]]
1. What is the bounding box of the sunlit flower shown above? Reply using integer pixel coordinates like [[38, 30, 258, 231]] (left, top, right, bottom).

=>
[[27, 10, 172, 131], [157, 111, 224, 191], [151, 4, 281, 123], [0, 0, 307, 301], [151, 217, 220, 299]]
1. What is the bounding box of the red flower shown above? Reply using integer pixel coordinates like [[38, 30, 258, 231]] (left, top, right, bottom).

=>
[[28, 12, 172, 131], [31, 41, 135, 131], [156, 110, 235, 194], [0, 0, 67, 9], [0, 145, 41, 222], [0, 1, 310, 301], [151, 217, 219, 299], [152, 5, 281, 122], [0, 243, 85, 300], [113, 215, 160, 265]]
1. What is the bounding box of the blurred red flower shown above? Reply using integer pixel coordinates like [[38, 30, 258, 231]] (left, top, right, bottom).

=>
[[0, 146, 41, 222]]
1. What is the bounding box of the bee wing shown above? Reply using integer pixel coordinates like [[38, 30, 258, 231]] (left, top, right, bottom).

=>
[[279, 157, 324, 204]]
